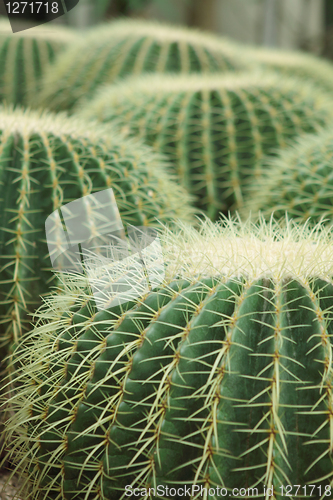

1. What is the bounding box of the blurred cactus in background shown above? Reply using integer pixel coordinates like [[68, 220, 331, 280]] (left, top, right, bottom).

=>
[[79, 71, 333, 220], [242, 127, 333, 226], [33, 18, 252, 112], [0, 18, 78, 106], [244, 46, 333, 94]]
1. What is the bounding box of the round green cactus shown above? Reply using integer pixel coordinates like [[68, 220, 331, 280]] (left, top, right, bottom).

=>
[[0, 107, 195, 354], [241, 128, 333, 226], [78, 71, 333, 220], [34, 18, 253, 112], [245, 46, 333, 95], [0, 17, 78, 106], [3, 218, 333, 499]]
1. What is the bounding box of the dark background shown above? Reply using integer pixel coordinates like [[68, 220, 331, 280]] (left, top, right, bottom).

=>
[[1, 0, 333, 59]]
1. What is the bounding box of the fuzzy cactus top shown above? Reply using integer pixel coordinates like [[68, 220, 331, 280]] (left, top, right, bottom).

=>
[[34, 18, 253, 112], [245, 45, 333, 94]]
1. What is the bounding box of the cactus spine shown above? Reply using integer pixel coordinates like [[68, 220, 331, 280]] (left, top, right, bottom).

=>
[[0, 18, 78, 106], [3, 218, 333, 499], [35, 18, 253, 112], [79, 72, 333, 220], [0, 107, 195, 354]]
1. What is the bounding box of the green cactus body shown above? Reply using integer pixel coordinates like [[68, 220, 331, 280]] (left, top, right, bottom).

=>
[[34, 18, 253, 112], [245, 46, 333, 95], [0, 18, 78, 106], [78, 72, 333, 220], [0, 107, 195, 354], [242, 128, 333, 226], [3, 219, 333, 499]]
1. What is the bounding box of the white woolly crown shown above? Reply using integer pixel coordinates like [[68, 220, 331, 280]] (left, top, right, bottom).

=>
[[160, 216, 333, 282], [51, 216, 333, 311]]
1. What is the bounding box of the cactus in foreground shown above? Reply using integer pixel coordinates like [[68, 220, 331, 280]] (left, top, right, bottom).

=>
[[34, 18, 253, 112], [242, 128, 333, 226], [0, 17, 78, 106], [245, 45, 333, 95], [0, 107, 195, 355], [79, 71, 333, 220], [3, 217, 333, 499]]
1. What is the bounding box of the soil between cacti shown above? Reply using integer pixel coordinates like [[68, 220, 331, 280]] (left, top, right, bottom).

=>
[[0, 470, 23, 500]]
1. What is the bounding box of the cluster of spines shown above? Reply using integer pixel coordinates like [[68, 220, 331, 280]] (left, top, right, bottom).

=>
[[35, 18, 253, 112], [4, 218, 333, 499], [79, 72, 333, 220]]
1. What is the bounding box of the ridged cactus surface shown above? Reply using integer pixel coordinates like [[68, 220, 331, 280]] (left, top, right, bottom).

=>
[[242, 128, 333, 225], [35, 18, 253, 112], [3, 219, 333, 499], [245, 46, 333, 94], [79, 72, 333, 220], [0, 18, 78, 106], [0, 107, 194, 354]]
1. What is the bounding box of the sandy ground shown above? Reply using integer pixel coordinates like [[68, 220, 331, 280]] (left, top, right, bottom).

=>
[[0, 471, 22, 500]]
